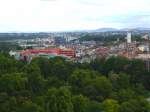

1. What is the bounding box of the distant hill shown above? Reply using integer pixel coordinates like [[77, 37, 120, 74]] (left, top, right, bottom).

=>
[[94, 28, 118, 32], [121, 28, 150, 32], [82, 27, 150, 33], [83, 28, 119, 32]]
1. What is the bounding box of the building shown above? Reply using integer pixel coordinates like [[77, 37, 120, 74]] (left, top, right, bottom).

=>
[[138, 45, 149, 52], [11, 48, 76, 62], [127, 32, 132, 43]]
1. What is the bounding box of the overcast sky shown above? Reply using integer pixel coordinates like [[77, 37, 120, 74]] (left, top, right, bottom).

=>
[[0, 0, 150, 32]]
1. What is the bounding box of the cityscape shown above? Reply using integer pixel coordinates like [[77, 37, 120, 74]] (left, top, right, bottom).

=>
[[7, 29, 150, 64], [1, 0, 150, 111]]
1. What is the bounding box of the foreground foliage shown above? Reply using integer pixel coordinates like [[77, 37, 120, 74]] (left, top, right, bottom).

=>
[[0, 54, 150, 112]]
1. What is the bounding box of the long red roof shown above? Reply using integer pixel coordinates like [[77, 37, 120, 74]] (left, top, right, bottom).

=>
[[20, 48, 61, 55], [19, 48, 75, 58]]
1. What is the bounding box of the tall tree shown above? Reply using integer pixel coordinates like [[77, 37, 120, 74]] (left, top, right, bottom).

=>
[[44, 87, 73, 112]]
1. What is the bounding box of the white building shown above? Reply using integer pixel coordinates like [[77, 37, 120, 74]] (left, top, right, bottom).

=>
[[127, 32, 132, 43]]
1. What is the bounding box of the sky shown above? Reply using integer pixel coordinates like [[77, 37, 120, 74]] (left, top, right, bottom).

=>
[[0, 0, 150, 32]]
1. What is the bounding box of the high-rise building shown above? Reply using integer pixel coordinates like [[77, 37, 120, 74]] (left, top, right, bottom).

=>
[[127, 32, 132, 43]]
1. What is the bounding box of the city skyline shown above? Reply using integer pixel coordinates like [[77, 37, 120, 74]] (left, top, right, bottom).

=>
[[0, 0, 150, 32]]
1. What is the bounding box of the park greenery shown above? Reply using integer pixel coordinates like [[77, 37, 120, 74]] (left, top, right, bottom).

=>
[[0, 42, 23, 53], [0, 33, 49, 41], [0, 54, 150, 112]]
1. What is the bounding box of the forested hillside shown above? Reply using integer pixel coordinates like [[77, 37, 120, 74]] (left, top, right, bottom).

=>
[[0, 54, 150, 112], [79, 34, 143, 42]]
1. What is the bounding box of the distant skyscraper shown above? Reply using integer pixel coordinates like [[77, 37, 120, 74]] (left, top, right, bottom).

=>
[[127, 32, 132, 43]]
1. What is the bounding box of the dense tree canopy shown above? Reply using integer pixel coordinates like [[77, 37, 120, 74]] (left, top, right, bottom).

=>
[[0, 54, 150, 112]]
